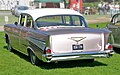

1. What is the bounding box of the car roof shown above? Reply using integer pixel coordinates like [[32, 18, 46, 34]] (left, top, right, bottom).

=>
[[21, 8, 83, 21], [15, 5, 28, 7]]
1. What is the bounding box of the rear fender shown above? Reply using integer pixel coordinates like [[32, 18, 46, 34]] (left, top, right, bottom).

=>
[[27, 46, 43, 61]]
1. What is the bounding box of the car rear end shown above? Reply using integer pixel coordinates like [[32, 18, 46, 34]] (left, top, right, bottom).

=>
[[42, 28, 114, 62]]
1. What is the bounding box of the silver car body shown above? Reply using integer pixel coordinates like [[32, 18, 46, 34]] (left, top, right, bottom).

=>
[[4, 8, 114, 63]]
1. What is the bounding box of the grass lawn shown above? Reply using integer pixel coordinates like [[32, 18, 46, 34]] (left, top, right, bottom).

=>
[[0, 14, 18, 26], [88, 22, 108, 28], [0, 32, 120, 75]]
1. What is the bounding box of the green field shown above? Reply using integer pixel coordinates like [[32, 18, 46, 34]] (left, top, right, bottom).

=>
[[0, 11, 118, 75], [88, 22, 107, 28], [0, 32, 120, 75], [0, 15, 18, 26]]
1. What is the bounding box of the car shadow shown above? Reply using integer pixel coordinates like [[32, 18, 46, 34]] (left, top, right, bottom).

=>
[[38, 60, 107, 70], [4, 46, 30, 62], [113, 47, 120, 54], [4, 46, 107, 69], [12, 49, 30, 62]]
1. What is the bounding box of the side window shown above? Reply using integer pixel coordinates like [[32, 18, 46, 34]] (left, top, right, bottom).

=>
[[62, 16, 71, 25], [19, 14, 26, 26], [26, 15, 32, 28], [72, 16, 80, 26], [113, 14, 120, 26]]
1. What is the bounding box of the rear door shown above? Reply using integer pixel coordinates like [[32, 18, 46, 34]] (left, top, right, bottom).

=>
[[108, 14, 120, 46], [19, 14, 33, 54]]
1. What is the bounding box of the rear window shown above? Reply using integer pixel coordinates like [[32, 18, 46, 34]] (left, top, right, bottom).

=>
[[36, 15, 88, 28]]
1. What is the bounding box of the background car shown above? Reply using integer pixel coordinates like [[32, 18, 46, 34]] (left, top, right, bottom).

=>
[[14, 5, 29, 17], [11, 7, 15, 15], [107, 13, 120, 48]]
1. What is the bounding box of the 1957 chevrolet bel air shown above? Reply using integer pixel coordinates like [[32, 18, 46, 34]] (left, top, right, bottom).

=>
[[4, 8, 114, 65]]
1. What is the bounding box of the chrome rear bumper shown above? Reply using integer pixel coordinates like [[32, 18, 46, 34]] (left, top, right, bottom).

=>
[[42, 50, 114, 62]]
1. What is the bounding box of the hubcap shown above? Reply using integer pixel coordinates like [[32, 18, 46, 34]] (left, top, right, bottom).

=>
[[30, 51, 36, 64], [7, 41, 12, 51]]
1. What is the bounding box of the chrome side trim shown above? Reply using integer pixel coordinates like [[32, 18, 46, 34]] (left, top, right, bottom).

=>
[[27, 37, 46, 50]]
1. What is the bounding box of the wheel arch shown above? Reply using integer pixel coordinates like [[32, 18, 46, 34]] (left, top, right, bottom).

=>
[[27, 46, 43, 61], [27, 47, 35, 56]]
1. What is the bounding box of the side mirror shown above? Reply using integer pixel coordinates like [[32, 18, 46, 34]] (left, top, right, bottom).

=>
[[14, 22, 18, 25]]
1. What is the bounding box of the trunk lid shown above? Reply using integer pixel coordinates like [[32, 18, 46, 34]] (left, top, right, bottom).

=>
[[50, 33, 104, 54]]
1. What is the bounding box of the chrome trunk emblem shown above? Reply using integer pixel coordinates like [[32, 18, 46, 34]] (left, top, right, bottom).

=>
[[68, 37, 86, 44]]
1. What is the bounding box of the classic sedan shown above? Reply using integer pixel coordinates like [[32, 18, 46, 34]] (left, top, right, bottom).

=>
[[4, 8, 114, 65], [107, 13, 120, 48]]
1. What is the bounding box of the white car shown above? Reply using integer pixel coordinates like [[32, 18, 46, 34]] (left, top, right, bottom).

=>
[[14, 5, 29, 17]]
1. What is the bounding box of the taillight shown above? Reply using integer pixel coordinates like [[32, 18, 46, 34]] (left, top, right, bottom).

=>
[[105, 43, 113, 50], [46, 49, 51, 54], [108, 45, 113, 50], [45, 47, 52, 61], [45, 47, 51, 54]]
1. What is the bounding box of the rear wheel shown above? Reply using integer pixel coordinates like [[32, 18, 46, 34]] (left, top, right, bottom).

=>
[[7, 38, 13, 52], [29, 50, 39, 65]]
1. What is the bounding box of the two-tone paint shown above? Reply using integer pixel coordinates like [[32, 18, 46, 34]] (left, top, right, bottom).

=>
[[4, 8, 114, 64]]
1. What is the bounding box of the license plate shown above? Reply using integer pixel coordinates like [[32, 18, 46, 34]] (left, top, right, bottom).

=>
[[72, 44, 83, 50]]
